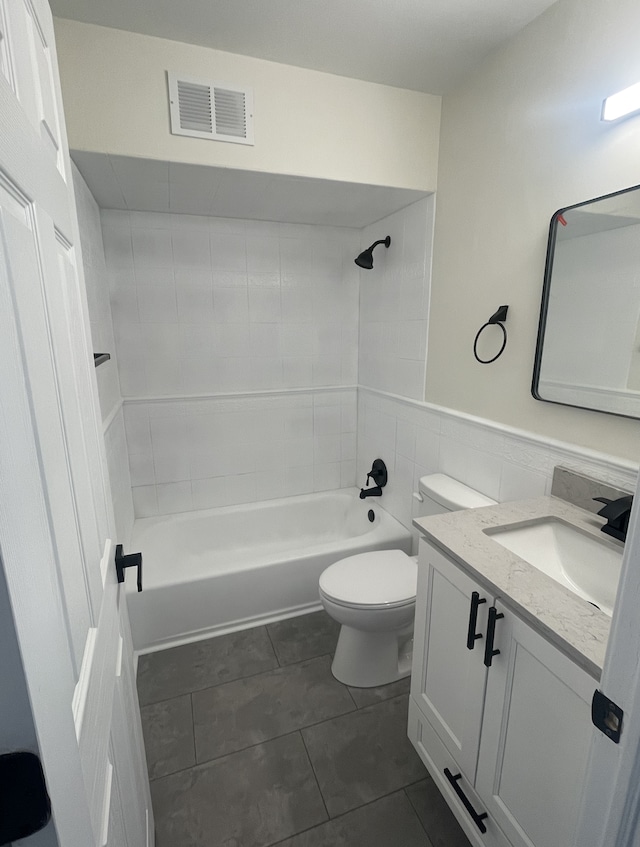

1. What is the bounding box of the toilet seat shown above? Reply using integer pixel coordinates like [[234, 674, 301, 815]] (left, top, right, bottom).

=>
[[319, 550, 416, 608]]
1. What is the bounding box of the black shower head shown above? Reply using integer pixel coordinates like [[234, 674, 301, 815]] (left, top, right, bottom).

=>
[[354, 236, 391, 269]]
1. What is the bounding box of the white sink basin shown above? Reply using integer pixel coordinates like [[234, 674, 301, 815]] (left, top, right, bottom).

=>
[[486, 518, 622, 616]]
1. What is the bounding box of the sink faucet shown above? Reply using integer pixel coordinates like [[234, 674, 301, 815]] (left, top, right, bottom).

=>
[[593, 495, 633, 543]]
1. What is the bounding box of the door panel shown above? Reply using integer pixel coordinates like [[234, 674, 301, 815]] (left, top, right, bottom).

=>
[[476, 603, 594, 847], [0, 1, 152, 845], [411, 540, 492, 780]]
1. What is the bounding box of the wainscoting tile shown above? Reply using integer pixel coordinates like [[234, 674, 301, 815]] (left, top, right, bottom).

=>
[[151, 732, 327, 847], [302, 694, 424, 817], [267, 610, 340, 666], [140, 694, 195, 780], [193, 655, 355, 762], [137, 627, 278, 705], [275, 790, 430, 846], [405, 778, 472, 847]]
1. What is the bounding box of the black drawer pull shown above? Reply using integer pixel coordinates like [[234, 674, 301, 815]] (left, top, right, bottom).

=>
[[484, 606, 504, 667], [466, 591, 487, 650], [444, 768, 488, 834]]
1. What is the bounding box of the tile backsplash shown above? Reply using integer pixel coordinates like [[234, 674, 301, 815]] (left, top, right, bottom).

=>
[[551, 466, 633, 514]]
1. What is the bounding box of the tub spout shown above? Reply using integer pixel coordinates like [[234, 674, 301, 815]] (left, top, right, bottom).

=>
[[360, 485, 382, 499]]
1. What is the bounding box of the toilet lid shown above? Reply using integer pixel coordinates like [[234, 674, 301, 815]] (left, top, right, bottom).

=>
[[319, 550, 417, 606]]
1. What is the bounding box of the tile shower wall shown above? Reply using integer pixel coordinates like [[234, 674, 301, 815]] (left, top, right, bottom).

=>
[[125, 390, 357, 516], [73, 165, 134, 543], [358, 197, 435, 400], [73, 164, 121, 420], [357, 387, 638, 542], [101, 210, 361, 516]]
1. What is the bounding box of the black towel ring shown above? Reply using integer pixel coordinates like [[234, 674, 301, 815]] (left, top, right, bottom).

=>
[[473, 306, 509, 364]]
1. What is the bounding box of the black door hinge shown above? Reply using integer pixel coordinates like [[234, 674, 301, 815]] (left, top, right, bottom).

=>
[[592, 689, 623, 743]]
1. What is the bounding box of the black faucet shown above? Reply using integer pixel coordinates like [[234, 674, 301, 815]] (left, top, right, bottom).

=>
[[360, 458, 388, 500], [593, 495, 633, 543], [360, 485, 383, 499]]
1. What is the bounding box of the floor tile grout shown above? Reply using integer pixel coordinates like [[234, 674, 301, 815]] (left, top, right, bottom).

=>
[[404, 784, 437, 847], [265, 786, 428, 847], [192, 694, 358, 769], [298, 729, 331, 824], [264, 623, 282, 667], [148, 692, 412, 783], [139, 651, 342, 708], [187, 690, 412, 772]]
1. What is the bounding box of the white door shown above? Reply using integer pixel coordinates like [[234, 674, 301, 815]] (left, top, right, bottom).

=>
[[0, 2, 151, 845], [475, 601, 594, 847], [411, 540, 493, 780]]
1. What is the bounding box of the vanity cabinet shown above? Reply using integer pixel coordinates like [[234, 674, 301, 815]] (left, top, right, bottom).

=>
[[409, 540, 595, 847]]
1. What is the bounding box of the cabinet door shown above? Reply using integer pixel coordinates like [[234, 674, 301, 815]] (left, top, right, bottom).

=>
[[411, 540, 494, 780], [475, 601, 594, 847]]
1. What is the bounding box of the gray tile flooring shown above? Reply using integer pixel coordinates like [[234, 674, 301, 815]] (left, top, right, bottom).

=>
[[139, 610, 472, 847]]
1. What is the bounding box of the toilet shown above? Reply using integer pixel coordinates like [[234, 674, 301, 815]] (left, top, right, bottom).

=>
[[319, 473, 497, 687]]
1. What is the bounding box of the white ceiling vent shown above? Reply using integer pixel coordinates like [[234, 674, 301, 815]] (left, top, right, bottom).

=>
[[168, 72, 254, 145]]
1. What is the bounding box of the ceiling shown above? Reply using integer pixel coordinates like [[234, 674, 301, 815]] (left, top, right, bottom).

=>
[[72, 152, 429, 227], [51, 0, 558, 94]]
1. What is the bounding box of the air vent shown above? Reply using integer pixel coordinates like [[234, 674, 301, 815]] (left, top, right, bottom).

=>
[[168, 72, 254, 145]]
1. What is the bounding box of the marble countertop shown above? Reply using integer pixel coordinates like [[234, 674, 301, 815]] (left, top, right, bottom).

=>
[[413, 496, 623, 679]]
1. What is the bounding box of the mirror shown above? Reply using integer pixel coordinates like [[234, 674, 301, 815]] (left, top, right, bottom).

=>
[[532, 183, 640, 419]]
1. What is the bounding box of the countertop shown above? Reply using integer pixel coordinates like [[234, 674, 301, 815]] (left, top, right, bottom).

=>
[[413, 496, 622, 679]]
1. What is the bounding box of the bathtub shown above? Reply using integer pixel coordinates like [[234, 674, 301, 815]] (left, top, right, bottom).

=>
[[126, 488, 411, 653]]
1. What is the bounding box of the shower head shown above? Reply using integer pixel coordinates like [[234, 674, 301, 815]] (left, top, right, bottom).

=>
[[354, 236, 391, 269]]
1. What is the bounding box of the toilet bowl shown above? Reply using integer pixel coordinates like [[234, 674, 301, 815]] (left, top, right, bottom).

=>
[[319, 550, 417, 687], [319, 474, 498, 688]]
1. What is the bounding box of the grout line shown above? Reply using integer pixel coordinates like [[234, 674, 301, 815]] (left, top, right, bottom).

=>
[[264, 624, 282, 667], [189, 692, 197, 766], [298, 729, 331, 822], [404, 782, 438, 847]]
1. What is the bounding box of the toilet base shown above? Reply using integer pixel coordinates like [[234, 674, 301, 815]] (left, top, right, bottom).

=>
[[331, 625, 413, 688]]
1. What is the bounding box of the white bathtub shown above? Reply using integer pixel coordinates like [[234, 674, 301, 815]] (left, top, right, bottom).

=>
[[126, 488, 412, 652]]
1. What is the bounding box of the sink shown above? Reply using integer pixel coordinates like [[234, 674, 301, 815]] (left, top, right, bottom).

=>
[[485, 518, 622, 616]]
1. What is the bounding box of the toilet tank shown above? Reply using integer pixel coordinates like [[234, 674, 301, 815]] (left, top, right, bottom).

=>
[[417, 473, 497, 517]]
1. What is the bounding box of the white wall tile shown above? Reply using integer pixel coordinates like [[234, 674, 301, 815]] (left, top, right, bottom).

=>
[[157, 481, 193, 514], [132, 485, 159, 518]]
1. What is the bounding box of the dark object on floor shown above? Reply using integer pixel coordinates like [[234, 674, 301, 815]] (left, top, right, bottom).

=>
[[0, 751, 51, 845]]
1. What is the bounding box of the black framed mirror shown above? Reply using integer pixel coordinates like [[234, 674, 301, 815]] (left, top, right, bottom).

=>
[[532, 183, 640, 420]]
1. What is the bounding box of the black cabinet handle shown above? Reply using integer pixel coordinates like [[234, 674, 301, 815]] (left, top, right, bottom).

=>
[[483, 606, 504, 667], [466, 591, 487, 650], [444, 768, 488, 834], [115, 544, 143, 592]]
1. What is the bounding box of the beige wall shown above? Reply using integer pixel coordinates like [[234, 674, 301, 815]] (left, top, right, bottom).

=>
[[427, 0, 640, 460], [53, 19, 440, 192]]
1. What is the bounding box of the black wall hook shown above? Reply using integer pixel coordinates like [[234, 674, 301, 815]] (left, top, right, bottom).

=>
[[474, 305, 509, 364]]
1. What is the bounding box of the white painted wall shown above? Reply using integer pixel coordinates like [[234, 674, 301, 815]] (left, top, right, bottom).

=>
[[101, 209, 360, 516], [426, 0, 640, 461], [358, 197, 435, 400], [53, 19, 441, 192]]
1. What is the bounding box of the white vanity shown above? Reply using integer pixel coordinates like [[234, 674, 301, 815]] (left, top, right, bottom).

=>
[[408, 496, 622, 847]]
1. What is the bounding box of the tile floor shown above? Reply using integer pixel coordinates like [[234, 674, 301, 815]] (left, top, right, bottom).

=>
[[138, 610, 472, 847]]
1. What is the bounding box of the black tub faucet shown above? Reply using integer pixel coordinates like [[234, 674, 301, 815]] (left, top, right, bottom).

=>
[[360, 485, 382, 499], [360, 459, 388, 500], [593, 495, 633, 543]]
